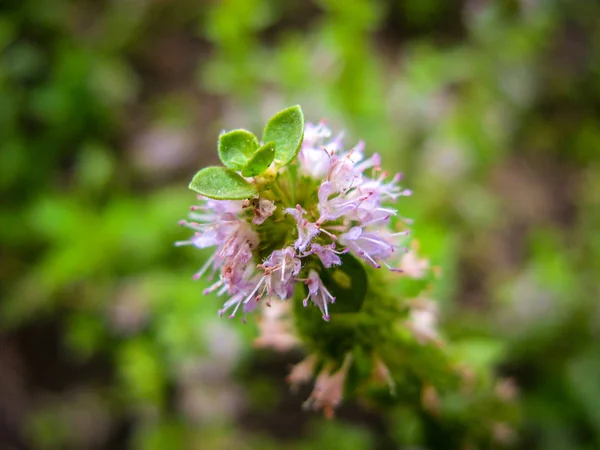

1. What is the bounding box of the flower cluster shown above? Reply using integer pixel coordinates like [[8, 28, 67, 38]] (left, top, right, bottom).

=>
[[178, 120, 412, 322], [176, 107, 520, 436]]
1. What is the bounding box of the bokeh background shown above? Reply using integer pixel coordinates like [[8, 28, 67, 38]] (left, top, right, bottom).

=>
[[1, 0, 599, 448]]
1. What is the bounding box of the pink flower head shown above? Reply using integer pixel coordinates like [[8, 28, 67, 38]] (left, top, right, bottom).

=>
[[180, 118, 413, 323], [178, 111, 423, 417]]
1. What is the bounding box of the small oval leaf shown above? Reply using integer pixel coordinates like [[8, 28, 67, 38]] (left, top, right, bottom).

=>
[[313, 253, 368, 314], [263, 105, 304, 166], [188, 166, 257, 200], [241, 141, 276, 177], [218, 129, 259, 170]]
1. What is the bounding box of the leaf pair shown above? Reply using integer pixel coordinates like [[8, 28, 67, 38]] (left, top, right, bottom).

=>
[[218, 131, 276, 177], [189, 105, 304, 200]]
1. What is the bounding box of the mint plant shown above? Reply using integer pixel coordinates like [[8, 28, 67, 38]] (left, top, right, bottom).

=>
[[178, 106, 518, 433], [180, 105, 410, 320]]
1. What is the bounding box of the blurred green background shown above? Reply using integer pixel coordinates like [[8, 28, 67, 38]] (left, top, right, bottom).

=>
[[1, 0, 600, 448]]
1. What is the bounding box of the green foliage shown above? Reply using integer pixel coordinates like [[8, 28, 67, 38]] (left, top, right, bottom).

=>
[[319, 253, 368, 314], [118, 338, 166, 405], [241, 141, 276, 177], [189, 166, 257, 199], [263, 104, 305, 166], [190, 106, 304, 195], [218, 129, 260, 170]]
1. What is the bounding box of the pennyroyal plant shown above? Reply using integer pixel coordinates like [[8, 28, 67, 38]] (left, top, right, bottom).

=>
[[178, 105, 411, 321], [177, 106, 518, 429]]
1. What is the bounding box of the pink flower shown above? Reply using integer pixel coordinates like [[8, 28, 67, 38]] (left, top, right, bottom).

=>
[[317, 182, 364, 223], [326, 152, 361, 193], [287, 354, 318, 392], [285, 205, 320, 252], [303, 354, 353, 418], [361, 172, 411, 201], [353, 149, 380, 174], [400, 250, 429, 278], [302, 270, 336, 321], [339, 226, 395, 269], [303, 122, 332, 142], [407, 299, 441, 345], [259, 246, 302, 300], [307, 243, 346, 268], [254, 301, 299, 351], [217, 272, 266, 318], [298, 122, 344, 178], [177, 201, 259, 288]]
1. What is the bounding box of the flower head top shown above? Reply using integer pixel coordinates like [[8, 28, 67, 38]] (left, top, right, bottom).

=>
[[178, 106, 412, 322]]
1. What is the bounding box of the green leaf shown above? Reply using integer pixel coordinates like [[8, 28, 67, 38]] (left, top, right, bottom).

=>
[[188, 166, 256, 200], [241, 141, 275, 177], [317, 253, 368, 314], [218, 129, 259, 170], [263, 105, 304, 166]]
